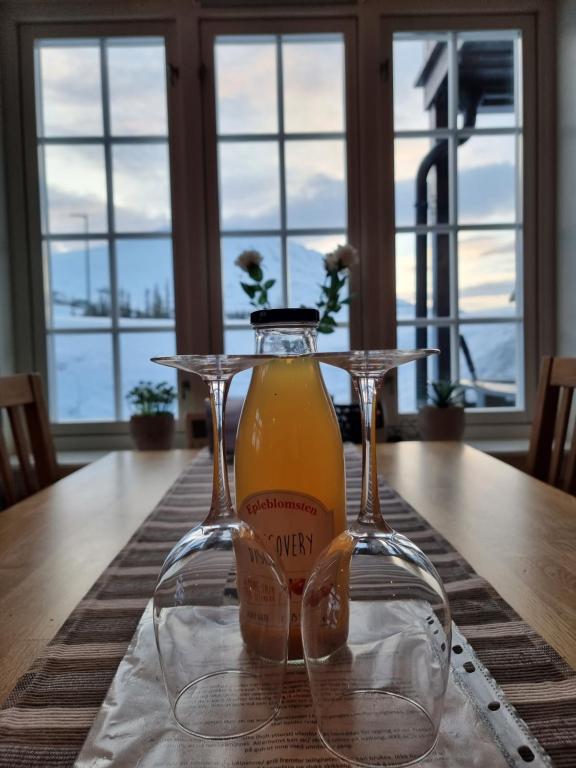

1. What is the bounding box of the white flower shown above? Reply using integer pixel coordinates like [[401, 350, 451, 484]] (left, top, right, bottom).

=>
[[333, 243, 359, 269], [235, 249, 263, 272], [324, 243, 359, 273], [324, 251, 340, 273]]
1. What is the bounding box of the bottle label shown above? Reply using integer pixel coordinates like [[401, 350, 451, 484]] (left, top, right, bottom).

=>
[[239, 490, 334, 627]]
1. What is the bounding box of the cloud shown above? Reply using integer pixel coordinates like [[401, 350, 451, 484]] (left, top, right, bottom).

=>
[[395, 162, 515, 225], [215, 38, 345, 135], [458, 163, 515, 222], [39, 42, 168, 138], [44, 143, 171, 234], [287, 174, 346, 228], [459, 280, 514, 297], [40, 45, 103, 136]]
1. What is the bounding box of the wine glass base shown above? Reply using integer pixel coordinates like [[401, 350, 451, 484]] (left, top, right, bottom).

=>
[[317, 689, 438, 768], [172, 669, 279, 740]]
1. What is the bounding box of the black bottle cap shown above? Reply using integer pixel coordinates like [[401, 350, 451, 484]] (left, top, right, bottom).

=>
[[250, 308, 320, 326]]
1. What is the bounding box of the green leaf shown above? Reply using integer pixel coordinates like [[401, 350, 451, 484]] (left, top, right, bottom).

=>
[[318, 324, 335, 334], [258, 291, 268, 305], [241, 282, 257, 298], [263, 279, 276, 289], [322, 314, 337, 326], [248, 264, 263, 282]]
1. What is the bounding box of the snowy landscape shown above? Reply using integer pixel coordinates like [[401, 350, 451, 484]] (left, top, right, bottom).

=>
[[48, 235, 518, 420]]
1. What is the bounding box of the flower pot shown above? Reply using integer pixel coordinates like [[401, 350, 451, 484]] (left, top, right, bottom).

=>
[[418, 405, 465, 441], [129, 413, 175, 450]]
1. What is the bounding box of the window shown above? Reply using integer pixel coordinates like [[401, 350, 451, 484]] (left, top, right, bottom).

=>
[[13, 6, 549, 438], [392, 30, 524, 414], [34, 37, 176, 422], [210, 31, 351, 402]]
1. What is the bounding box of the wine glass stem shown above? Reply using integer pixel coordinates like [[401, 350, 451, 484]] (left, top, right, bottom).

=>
[[205, 377, 235, 523], [356, 375, 392, 531]]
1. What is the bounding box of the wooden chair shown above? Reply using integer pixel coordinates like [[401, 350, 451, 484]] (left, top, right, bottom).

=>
[[0, 373, 59, 508], [527, 357, 576, 493]]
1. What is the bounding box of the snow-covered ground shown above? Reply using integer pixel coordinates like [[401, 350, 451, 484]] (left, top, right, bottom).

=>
[[47, 238, 518, 420]]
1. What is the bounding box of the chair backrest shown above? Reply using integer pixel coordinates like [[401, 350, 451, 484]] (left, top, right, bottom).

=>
[[527, 357, 576, 493], [0, 373, 58, 507]]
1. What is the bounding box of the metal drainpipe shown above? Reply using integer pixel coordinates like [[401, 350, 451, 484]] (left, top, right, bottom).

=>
[[413, 92, 479, 407]]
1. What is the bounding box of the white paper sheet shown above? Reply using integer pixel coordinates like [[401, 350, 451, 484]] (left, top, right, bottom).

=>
[[75, 605, 551, 768]]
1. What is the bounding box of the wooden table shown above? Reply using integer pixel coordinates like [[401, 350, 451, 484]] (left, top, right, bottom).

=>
[[1, 443, 575, 708], [0, 449, 196, 705], [377, 442, 576, 670]]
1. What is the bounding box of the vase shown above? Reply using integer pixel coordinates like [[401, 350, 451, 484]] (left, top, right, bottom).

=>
[[418, 405, 465, 441], [129, 413, 175, 450]]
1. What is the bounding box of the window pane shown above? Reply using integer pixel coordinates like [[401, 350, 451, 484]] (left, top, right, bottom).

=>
[[224, 326, 254, 355], [288, 234, 349, 324], [458, 135, 517, 224], [316, 326, 351, 405], [283, 36, 345, 133], [120, 331, 176, 419], [396, 232, 451, 319], [116, 238, 174, 327], [107, 39, 168, 136], [215, 38, 277, 135], [43, 144, 107, 234], [458, 33, 519, 129], [397, 326, 448, 414], [458, 231, 517, 317], [221, 236, 282, 325], [51, 332, 114, 421], [219, 142, 280, 230], [393, 35, 448, 130], [37, 42, 103, 137], [459, 323, 518, 408], [285, 140, 346, 229], [48, 239, 110, 329], [394, 138, 449, 227], [224, 327, 254, 403], [112, 144, 171, 232]]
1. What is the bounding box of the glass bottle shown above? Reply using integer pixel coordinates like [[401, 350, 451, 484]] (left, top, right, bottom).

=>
[[235, 308, 347, 660]]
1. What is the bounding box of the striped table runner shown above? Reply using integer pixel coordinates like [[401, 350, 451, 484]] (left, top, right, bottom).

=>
[[1, 448, 575, 767]]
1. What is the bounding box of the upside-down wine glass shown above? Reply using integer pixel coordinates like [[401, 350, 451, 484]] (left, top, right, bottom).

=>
[[302, 350, 451, 768], [151, 355, 290, 739]]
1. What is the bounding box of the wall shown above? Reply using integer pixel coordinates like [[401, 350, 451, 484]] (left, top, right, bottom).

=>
[[0, 59, 14, 376], [557, 0, 576, 356]]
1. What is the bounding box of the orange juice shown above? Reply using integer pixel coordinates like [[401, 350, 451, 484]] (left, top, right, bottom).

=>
[[235, 309, 346, 659]]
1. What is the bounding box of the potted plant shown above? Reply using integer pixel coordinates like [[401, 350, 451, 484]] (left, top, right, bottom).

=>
[[418, 381, 466, 441], [126, 381, 176, 450]]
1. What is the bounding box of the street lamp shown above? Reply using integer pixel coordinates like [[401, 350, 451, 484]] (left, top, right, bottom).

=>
[[69, 213, 90, 307]]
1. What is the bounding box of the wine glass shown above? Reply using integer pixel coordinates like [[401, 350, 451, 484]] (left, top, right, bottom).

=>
[[302, 350, 451, 768], [151, 355, 290, 739]]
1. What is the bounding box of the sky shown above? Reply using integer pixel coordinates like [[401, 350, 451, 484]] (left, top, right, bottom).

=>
[[38, 34, 519, 314], [35, 33, 521, 419]]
